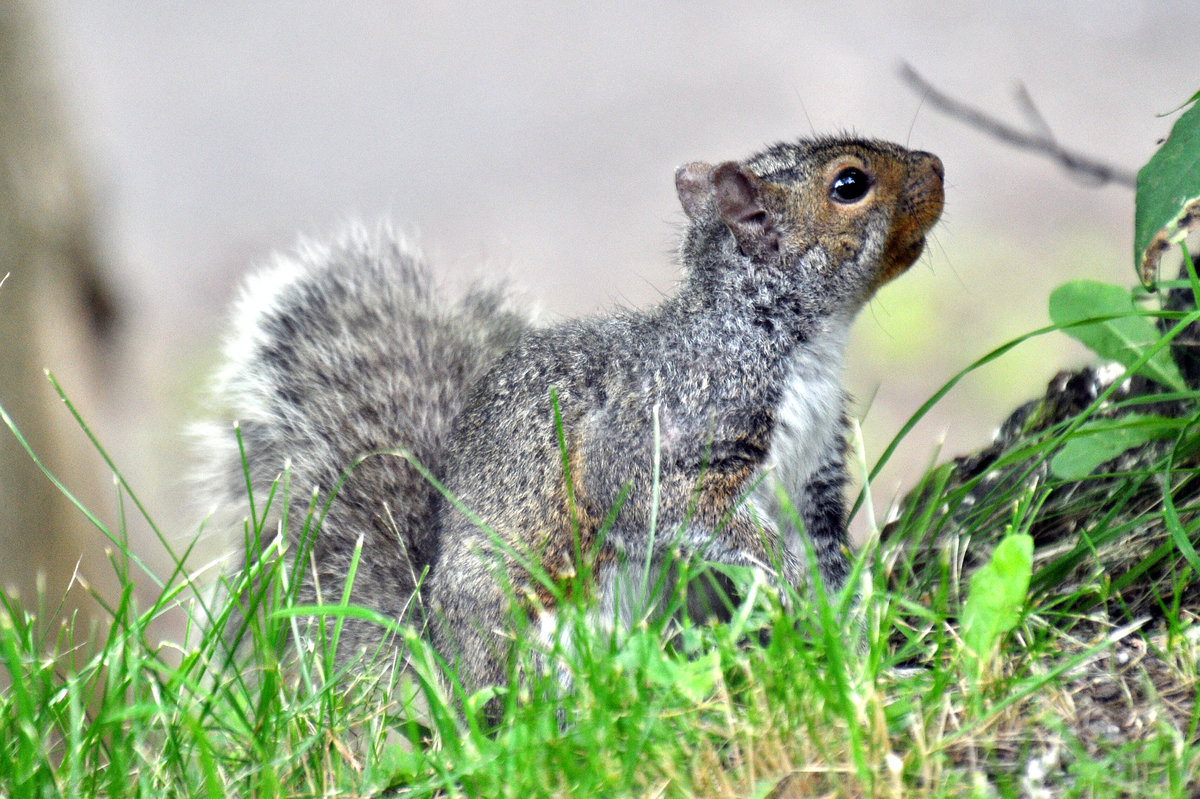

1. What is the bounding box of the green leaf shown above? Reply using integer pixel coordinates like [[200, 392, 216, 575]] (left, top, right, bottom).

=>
[[1049, 280, 1186, 391], [367, 744, 426, 791], [961, 533, 1034, 669], [1049, 414, 1178, 480], [614, 631, 718, 702], [1136, 94, 1200, 284]]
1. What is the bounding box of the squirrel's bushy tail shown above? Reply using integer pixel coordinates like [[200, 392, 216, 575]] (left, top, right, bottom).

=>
[[197, 223, 529, 655]]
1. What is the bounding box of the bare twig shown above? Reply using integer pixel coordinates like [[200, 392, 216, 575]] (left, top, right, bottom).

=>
[[900, 63, 1137, 189], [1014, 82, 1055, 142]]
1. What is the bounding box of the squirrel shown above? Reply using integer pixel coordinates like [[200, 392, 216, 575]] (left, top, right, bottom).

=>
[[199, 136, 944, 697]]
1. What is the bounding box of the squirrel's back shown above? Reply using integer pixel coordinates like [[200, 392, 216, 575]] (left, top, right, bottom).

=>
[[197, 224, 529, 650]]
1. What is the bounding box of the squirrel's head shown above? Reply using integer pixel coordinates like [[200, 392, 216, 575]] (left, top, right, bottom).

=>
[[676, 137, 944, 314]]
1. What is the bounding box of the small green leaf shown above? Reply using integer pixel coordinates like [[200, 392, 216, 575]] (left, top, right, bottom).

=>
[[614, 631, 718, 702], [1136, 95, 1200, 284], [1049, 280, 1186, 391], [1050, 415, 1176, 480], [961, 533, 1033, 669], [464, 684, 504, 717], [368, 744, 426, 791]]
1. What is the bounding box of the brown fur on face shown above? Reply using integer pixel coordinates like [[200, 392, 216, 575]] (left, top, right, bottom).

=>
[[782, 146, 944, 296]]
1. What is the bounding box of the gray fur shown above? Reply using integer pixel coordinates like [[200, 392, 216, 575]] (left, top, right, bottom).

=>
[[428, 138, 944, 691], [200, 137, 944, 698], [198, 223, 529, 658]]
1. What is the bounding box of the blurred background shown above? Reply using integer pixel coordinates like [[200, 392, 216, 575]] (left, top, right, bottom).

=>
[[1, 0, 1195, 641]]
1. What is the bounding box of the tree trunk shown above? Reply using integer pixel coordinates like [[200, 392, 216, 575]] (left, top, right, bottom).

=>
[[0, 0, 121, 638]]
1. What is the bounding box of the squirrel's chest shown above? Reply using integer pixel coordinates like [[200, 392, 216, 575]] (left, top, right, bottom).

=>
[[760, 325, 849, 490]]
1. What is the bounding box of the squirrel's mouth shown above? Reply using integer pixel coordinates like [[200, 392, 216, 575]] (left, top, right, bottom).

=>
[[900, 234, 928, 265], [874, 228, 931, 290], [875, 169, 944, 288]]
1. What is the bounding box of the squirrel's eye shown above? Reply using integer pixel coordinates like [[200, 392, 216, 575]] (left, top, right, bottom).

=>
[[829, 167, 872, 204]]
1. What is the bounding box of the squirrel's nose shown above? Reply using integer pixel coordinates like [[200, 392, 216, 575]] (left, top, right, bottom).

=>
[[916, 152, 945, 182]]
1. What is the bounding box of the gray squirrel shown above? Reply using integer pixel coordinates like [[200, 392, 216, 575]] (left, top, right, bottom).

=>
[[199, 136, 944, 695]]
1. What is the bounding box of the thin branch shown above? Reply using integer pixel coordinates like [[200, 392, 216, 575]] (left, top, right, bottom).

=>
[[900, 63, 1137, 189], [1014, 82, 1055, 142]]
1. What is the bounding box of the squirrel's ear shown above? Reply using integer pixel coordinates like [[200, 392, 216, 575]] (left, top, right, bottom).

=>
[[675, 161, 714, 220], [710, 162, 781, 260]]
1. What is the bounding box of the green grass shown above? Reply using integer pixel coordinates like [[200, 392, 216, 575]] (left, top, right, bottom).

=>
[[4, 291, 1200, 798]]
